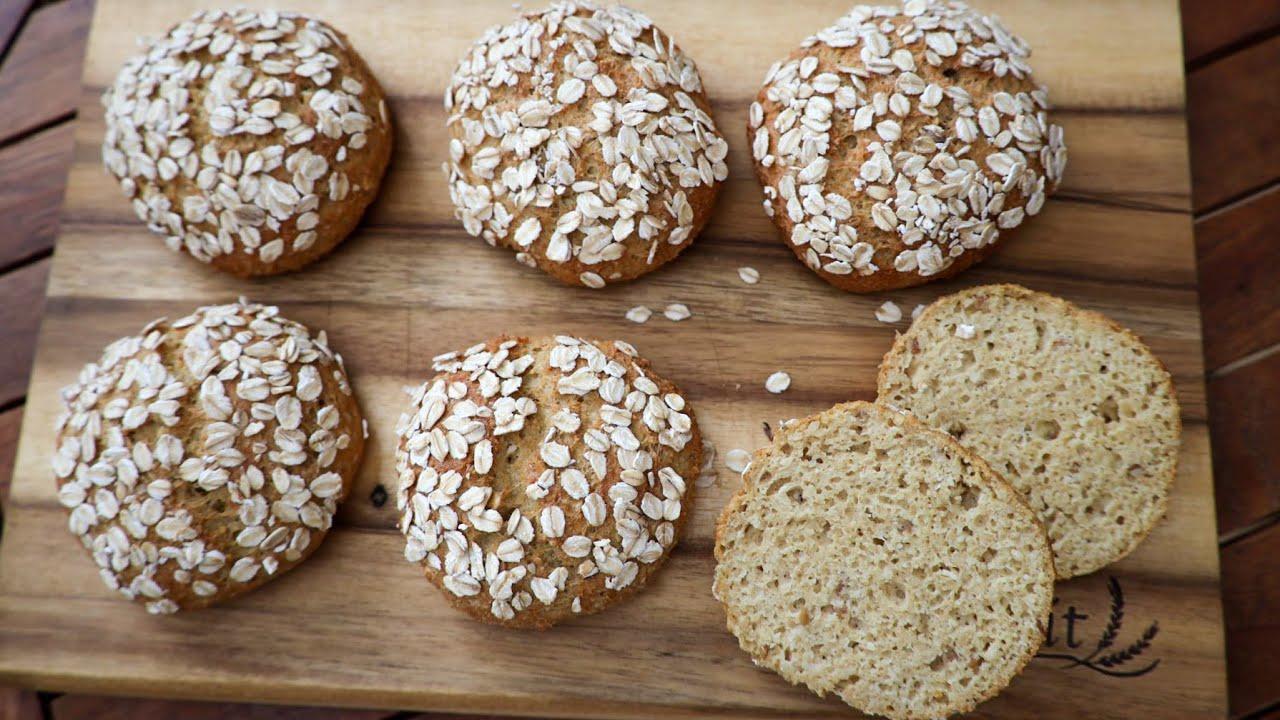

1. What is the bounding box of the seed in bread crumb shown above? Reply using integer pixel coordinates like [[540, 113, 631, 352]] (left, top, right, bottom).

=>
[[664, 303, 692, 321], [879, 285, 1182, 580], [738, 267, 760, 285], [625, 306, 652, 324], [912, 304, 926, 322], [725, 448, 751, 473], [713, 401, 1054, 719], [765, 371, 791, 394], [876, 301, 903, 323]]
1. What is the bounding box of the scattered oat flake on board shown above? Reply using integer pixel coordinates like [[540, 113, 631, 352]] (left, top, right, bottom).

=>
[[625, 306, 652, 324], [738, 267, 760, 284], [875, 301, 903, 323], [765, 371, 791, 394], [664, 303, 692, 321], [725, 448, 751, 474], [956, 323, 976, 339], [912, 304, 926, 321]]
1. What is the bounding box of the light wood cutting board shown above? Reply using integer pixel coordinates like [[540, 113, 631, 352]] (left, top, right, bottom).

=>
[[0, 1, 1227, 717]]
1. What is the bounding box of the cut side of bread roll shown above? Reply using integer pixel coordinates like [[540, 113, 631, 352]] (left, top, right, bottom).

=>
[[714, 401, 1053, 720], [878, 284, 1181, 578]]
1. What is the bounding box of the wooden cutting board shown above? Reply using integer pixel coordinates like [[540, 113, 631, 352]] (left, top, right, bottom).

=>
[[0, 0, 1226, 716]]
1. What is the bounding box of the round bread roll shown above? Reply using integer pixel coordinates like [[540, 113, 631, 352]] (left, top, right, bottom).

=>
[[714, 401, 1053, 720], [878, 284, 1181, 578], [102, 8, 393, 276], [444, 1, 729, 288], [52, 300, 365, 613], [395, 335, 701, 628], [749, 1, 1067, 292]]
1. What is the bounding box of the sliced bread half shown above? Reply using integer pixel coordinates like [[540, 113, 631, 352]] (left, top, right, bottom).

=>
[[713, 401, 1053, 720], [877, 284, 1181, 578]]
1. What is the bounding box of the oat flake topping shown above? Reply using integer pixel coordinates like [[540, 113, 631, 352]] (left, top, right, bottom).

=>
[[444, 1, 729, 287], [751, 0, 1067, 282], [53, 300, 361, 614], [395, 336, 696, 624], [101, 8, 390, 269]]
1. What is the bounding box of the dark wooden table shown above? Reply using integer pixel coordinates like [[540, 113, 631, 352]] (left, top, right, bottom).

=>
[[0, 1, 1276, 718]]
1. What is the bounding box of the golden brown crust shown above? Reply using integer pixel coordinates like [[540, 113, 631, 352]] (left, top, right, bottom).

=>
[[748, 3, 1066, 293], [52, 301, 364, 613], [102, 9, 393, 277], [396, 335, 701, 628], [444, 2, 728, 288], [877, 283, 1180, 578]]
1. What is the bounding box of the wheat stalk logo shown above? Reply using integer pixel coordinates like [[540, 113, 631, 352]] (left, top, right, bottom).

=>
[[1036, 576, 1161, 677]]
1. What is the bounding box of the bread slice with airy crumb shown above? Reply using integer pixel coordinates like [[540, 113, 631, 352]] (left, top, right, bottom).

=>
[[713, 401, 1053, 720], [877, 284, 1181, 579]]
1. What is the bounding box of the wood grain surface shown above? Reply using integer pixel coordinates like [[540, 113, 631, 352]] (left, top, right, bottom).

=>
[[0, 1, 34, 65], [0, 409, 24, 504], [1195, 183, 1280, 372], [1221, 525, 1280, 717], [50, 695, 390, 720], [0, 0, 1228, 718], [0, 260, 49, 407], [1187, 35, 1280, 212], [0, 124, 74, 270], [0, 0, 90, 140], [1209, 349, 1280, 537], [1183, 8, 1280, 713], [1181, 0, 1280, 65]]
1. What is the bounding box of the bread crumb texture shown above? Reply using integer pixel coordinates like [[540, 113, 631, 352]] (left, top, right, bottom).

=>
[[878, 284, 1181, 578], [714, 401, 1052, 720]]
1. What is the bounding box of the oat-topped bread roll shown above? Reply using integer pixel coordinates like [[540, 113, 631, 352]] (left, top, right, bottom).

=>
[[878, 284, 1181, 578], [102, 9, 392, 276], [52, 301, 365, 613], [714, 401, 1053, 720], [395, 336, 701, 628], [444, 1, 729, 288], [750, 1, 1067, 292]]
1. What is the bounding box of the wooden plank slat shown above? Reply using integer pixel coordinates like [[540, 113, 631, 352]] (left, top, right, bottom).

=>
[[61, 96, 1196, 232], [10, 298, 1224, 576], [1187, 35, 1280, 212], [0, 123, 76, 270], [0, 0, 1225, 717], [74, 0, 1189, 112], [0, 259, 49, 408], [0, 501, 1229, 718], [0, 686, 41, 720], [1180, 0, 1280, 65], [1221, 523, 1280, 718], [0, 407, 22, 506], [1208, 349, 1280, 535], [51, 695, 391, 720], [1195, 184, 1280, 370], [0, 0, 91, 141], [0, 1, 34, 78]]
